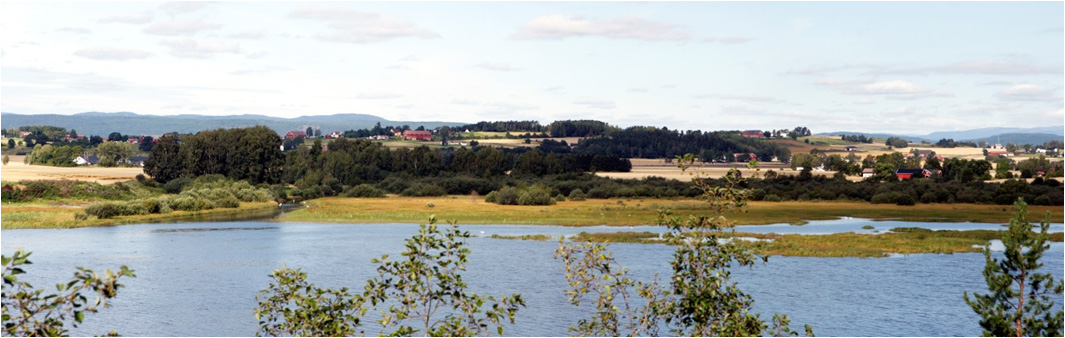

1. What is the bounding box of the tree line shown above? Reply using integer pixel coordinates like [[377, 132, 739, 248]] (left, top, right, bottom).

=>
[[575, 126, 792, 161]]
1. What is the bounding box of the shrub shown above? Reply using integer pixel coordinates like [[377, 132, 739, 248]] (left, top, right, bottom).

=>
[[487, 186, 520, 205], [400, 183, 447, 197], [763, 194, 783, 202], [343, 184, 386, 198], [163, 177, 192, 194], [517, 189, 555, 206], [567, 189, 587, 201]]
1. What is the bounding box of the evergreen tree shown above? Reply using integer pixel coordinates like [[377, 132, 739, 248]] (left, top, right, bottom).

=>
[[964, 199, 1064, 337]]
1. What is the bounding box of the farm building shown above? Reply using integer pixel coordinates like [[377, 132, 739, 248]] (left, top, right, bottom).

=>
[[732, 153, 758, 162], [74, 156, 99, 166], [895, 169, 932, 180], [741, 130, 763, 138], [324, 131, 343, 139], [844, 146, 858, 152], [285, 131, 307, 139], [403, 130, 432, 141], [861, 168, 874, 178]]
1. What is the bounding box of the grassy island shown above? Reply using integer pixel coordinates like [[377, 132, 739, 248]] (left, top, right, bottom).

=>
[[279, 196, 1063, 226]]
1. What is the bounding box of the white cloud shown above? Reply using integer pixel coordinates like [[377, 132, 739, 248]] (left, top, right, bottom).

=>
[[160, 2, 211, 16], [356, 92, 404, 100], [853, 98, 874, 105], [513, 15, 689, 41], [703, 36, 756, 44], [913, 60, 1061, 75], [698, 93, 786, 104], [289, 6, 439, 43], [57, 27, 90, 34], [99, 12, 154, 24], [74, 47, 153, 60], [160, 39, 240, 58], [995, 84, 1062, 101], [229, 31, 265, 39], [574, 99, 616, 109], [627, 87, 648, 93], [474, 62, 521, 72], [145, 20, 222, 36], [817, 77, 951, 99]]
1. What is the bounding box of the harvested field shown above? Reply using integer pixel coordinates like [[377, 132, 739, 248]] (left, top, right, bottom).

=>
[[0, 156, 143, 184], [596, 158, 848, 181]]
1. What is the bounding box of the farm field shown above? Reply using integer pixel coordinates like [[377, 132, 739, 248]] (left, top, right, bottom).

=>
[[596, 158, 853, 181], [0, 155, 143, 184]]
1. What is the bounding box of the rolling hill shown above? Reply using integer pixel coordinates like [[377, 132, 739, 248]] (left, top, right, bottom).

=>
[[819, 126, 1064, 145], [0, 112, 467, 136]]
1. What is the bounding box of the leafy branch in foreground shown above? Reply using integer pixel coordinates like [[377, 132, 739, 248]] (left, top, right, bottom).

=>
[[964, 199, 1064, 337], [2, 250, 135, 337], [256, 217, 525, 337], [556, 154, 812, 336]]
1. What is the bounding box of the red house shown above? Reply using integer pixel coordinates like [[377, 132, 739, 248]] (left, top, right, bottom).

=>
[[285, 131, 307, 139], [403, 130, 432, 141], [895, 169, 932, 180], [741, 130, 763, 138]]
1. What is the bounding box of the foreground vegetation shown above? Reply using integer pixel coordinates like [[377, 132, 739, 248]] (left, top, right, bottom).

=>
[[279, 196, 1064, 226], [0, 176, 280, 229]]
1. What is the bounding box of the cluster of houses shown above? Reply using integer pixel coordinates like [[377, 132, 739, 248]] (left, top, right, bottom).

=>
[[284, 129, 438, 142], [72, 155, 149, 167]]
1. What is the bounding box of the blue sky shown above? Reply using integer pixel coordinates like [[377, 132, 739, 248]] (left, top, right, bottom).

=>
[[2, 1, 1062, 134]]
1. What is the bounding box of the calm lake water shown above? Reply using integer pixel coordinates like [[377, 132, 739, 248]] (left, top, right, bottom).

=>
[[2, 218, 1062, 337]]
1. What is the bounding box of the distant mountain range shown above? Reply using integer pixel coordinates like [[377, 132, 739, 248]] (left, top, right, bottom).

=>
[[819, 126, 1064, 145], [0, 112, 467, 136]]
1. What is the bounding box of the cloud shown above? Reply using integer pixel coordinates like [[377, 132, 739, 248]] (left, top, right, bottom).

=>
[[786, 63, 883, 75], [145, 20, 222, 36], [74, 47, 153, 60], [451, 99, 481, 106], [904, 60, 1062, 75], [160, 2, 211, 16], [627, 87, 648, 93], [574, 99, 616, 109], [474, 62, 521, 72], [702, 36, 755, 44], [698, 93, 786, 104], [544, 86, 563, 92], [229, 31, 265, 39], [289, 6, 439, 43], [513, 15, 689, 41], [160, 39, 240, 58], [57, 27, 90, 34], [399, 55, 420, 62], [853, 98, 874, 105], [356, 92, 404, 99], [99, 12, 153, 24], [817, 77, 951, 99], [995, 84, 1062, 101]]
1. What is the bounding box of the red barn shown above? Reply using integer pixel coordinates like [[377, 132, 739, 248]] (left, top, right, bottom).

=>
[[285, 131, 307, 139], [403, 130, 432, 141], [741, 130, 763, 138], [895, 169, 932, 180]]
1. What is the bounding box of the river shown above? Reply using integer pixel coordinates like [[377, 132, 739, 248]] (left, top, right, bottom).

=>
[[2, 218, 1062, 336]]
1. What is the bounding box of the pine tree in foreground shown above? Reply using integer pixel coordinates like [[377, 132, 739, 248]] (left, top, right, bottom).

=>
[[964, 199, 1064, 337]]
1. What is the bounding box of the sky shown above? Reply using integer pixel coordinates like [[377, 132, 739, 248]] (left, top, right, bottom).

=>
[[1, 1, 1063, 134]]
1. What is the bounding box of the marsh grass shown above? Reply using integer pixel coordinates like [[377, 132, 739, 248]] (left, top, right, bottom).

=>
[[279, 197, 1064, 226], [1, 202, 278, 229], [570, 231, 662, 243], [727, 228, 1065, 258], [487, 234, 555, 241]]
